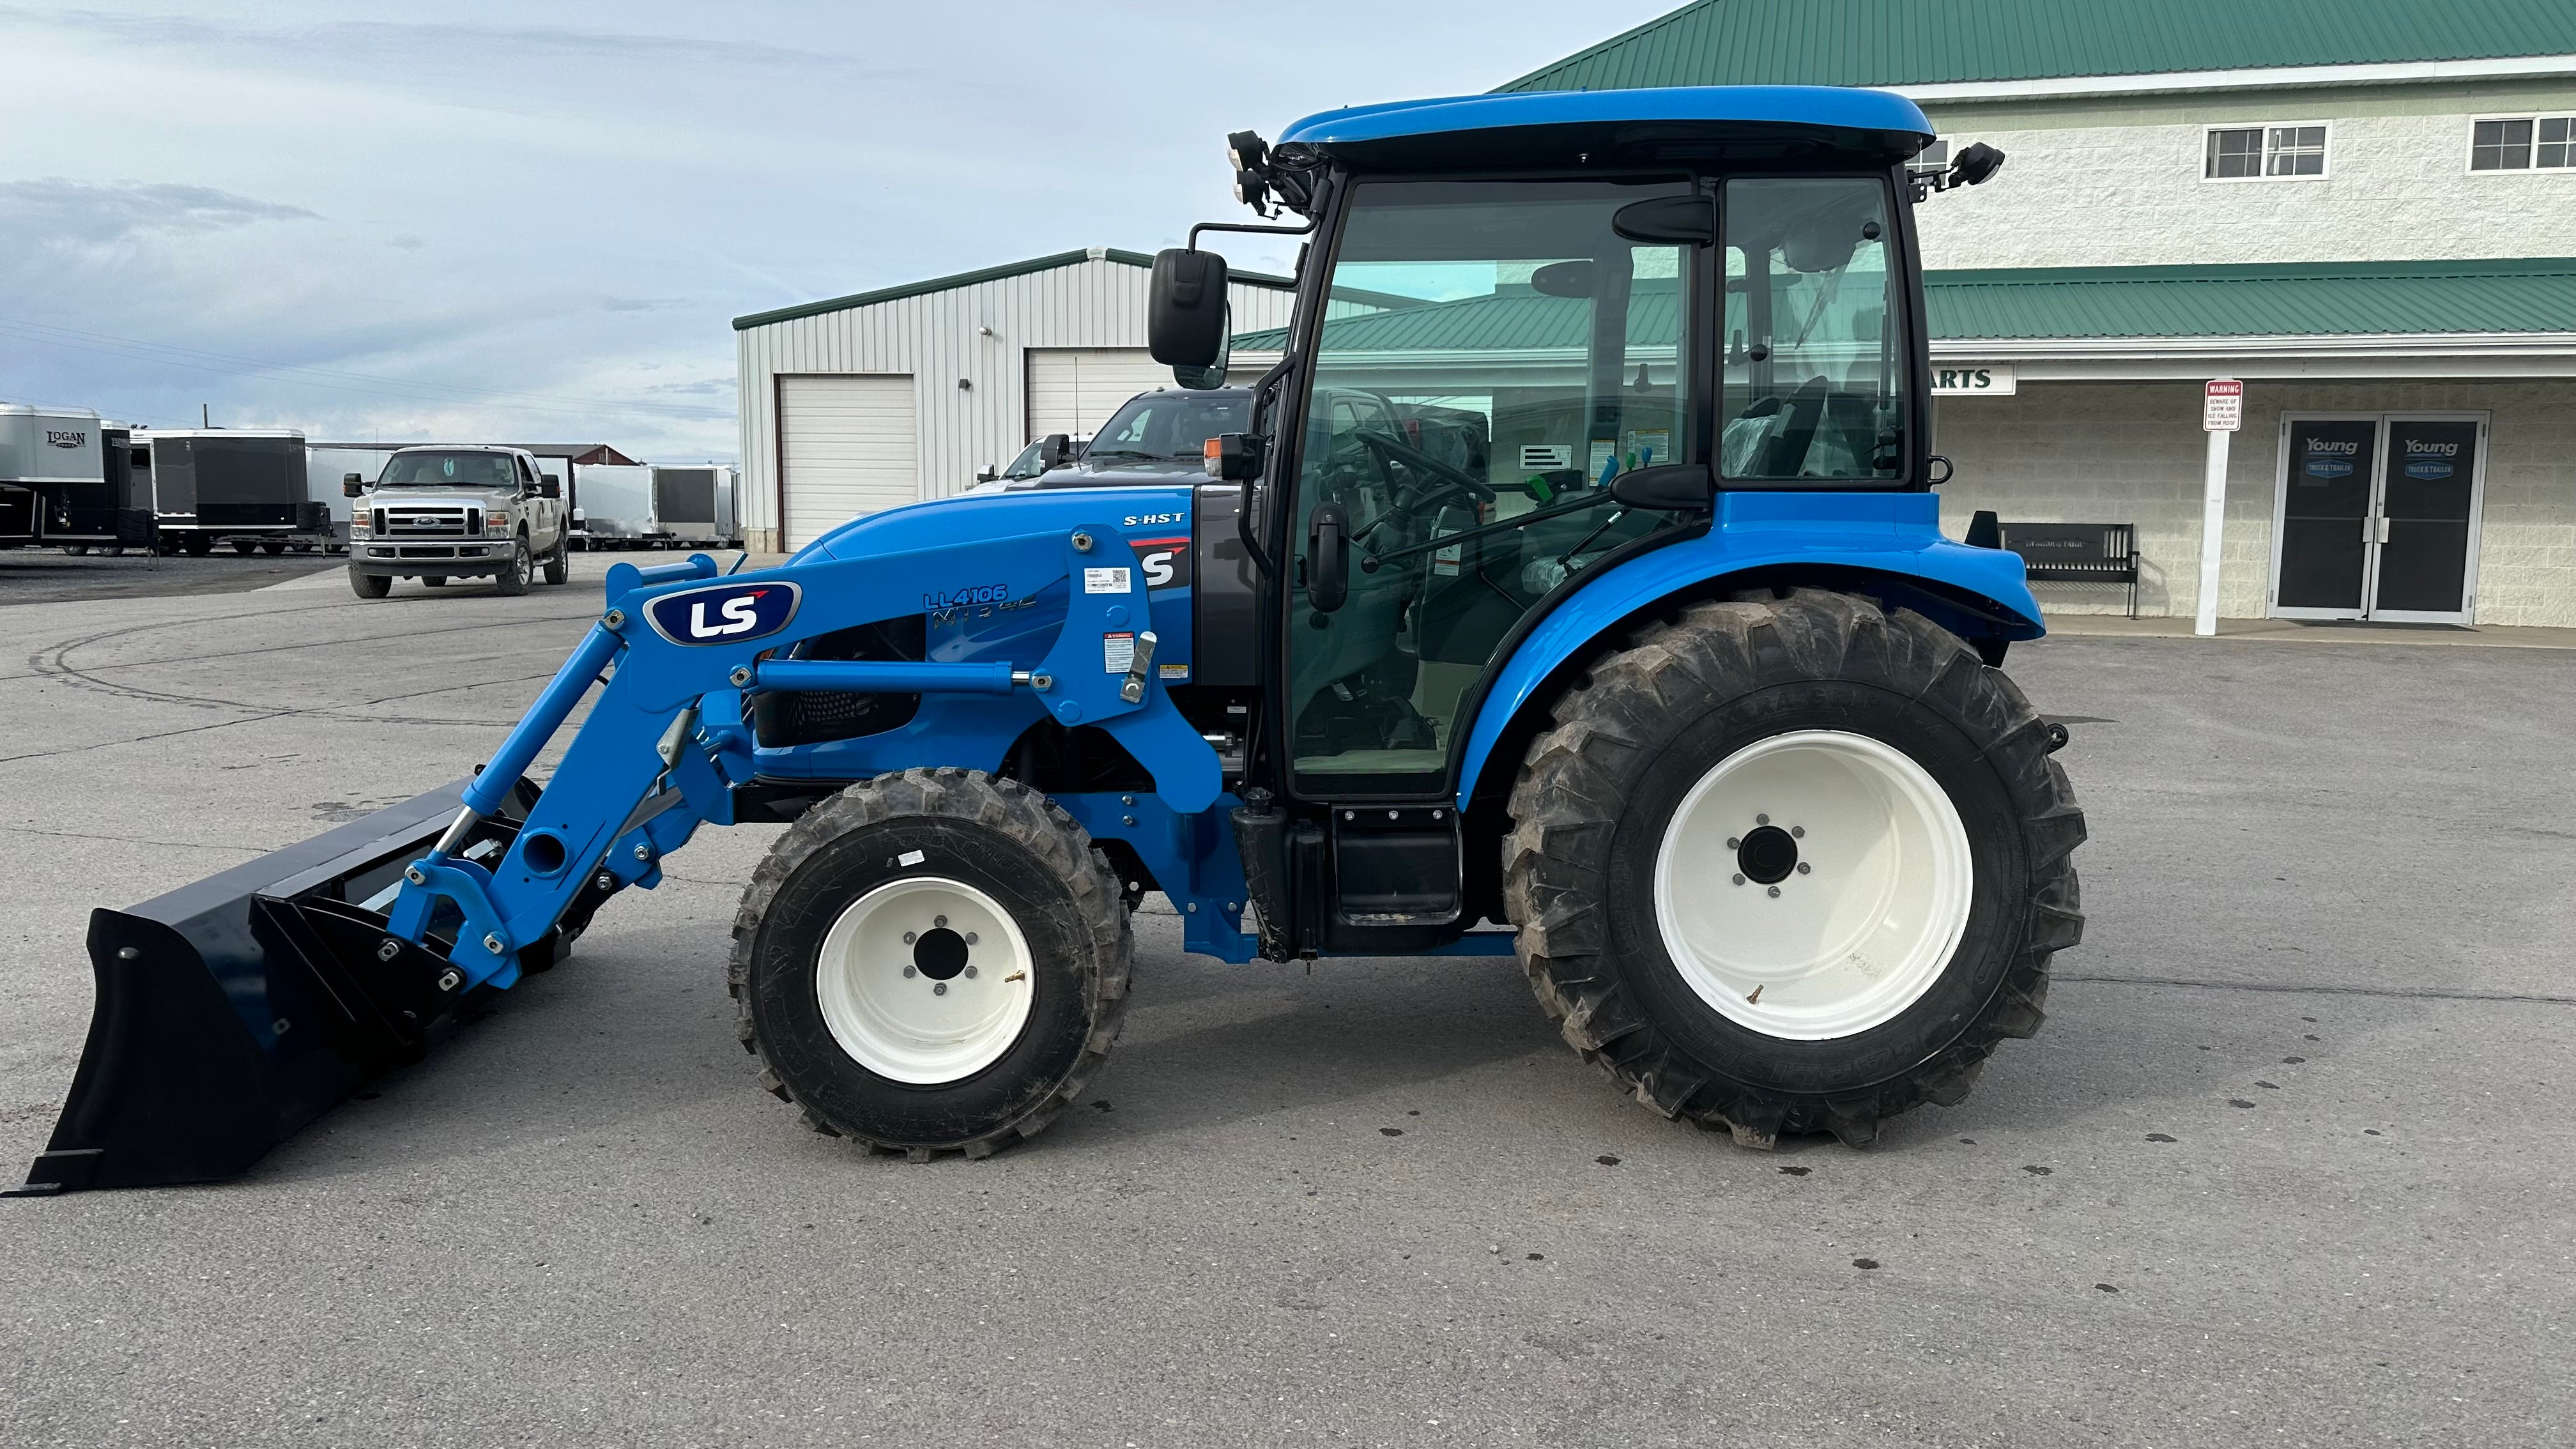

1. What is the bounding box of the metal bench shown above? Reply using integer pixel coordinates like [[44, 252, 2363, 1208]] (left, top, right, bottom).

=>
[[1994, 520, 2140, 618]]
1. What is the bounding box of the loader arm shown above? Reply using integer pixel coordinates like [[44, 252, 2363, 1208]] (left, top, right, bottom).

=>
[[394, 527, 1221, 991]]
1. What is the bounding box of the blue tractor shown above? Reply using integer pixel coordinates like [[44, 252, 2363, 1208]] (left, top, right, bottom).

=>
[[15, 86, 2081, 1193]]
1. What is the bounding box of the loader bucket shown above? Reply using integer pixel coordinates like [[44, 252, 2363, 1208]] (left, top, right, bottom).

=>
[[9, 777, 574, 1196]]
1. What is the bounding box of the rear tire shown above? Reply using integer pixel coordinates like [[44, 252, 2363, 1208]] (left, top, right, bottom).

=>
[[493, 536, 530, 596], [348, 569, 391, 599], [261, 540, 285, 555], [731, 768, 1130, 1159], [62, 545, 88, 556], [182, 535, 212, 556], [542, 533, 568, 585], [1503, 589, 2083, 1149], [232, 540, 256, 556]]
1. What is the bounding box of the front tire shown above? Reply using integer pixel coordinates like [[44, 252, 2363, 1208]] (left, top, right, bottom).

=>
[[1503, 590, 2084, 1148], [348, 569, 391, 599], [730, 769, 1131, 1159], [493, 535, 530, 596]]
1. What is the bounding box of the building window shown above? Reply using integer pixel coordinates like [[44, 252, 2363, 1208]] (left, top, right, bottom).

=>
[[2471, 116, 2576, 171], [1908, 137, 1950, 174], [2204, 124, 2327, 180]]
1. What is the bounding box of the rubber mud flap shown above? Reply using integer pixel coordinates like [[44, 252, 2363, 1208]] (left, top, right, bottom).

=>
[[7, 781, 515, 1197]]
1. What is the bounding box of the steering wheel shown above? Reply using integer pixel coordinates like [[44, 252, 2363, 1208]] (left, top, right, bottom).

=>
[[1358, 430, 1496, 510]]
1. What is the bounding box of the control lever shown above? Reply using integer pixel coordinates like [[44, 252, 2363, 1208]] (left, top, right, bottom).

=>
[[1120, 631, 1158, 704]]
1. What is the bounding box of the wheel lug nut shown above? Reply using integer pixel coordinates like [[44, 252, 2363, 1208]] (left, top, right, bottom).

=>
[[964, 965, 977, 978], [1731, 873, 1745, 886], [963, 932, 977, 945], [903, 965, 916, 977], [1726, 837, 1740, 850], [1756, 813, 1770, 825], [1790, 826, 1804, 839], [1767, 885, 1781, 898], [903, 931, 916, 945], [933, 982, 947, 996], [933, 916, 947, 928], [1796, 862, 1811, 874]]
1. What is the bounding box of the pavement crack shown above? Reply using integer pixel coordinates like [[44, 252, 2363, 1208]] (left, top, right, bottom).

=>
[[2054, 972, 2576, 1007]]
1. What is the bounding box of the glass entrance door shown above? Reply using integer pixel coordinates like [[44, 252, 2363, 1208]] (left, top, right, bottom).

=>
[[2271, 417, 2376, 617], [2370, 418, 2483, 622], [2270, 413, 2486, 624]]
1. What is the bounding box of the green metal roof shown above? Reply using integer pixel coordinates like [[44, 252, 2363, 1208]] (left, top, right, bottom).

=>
[[1499, 1, 2576, 93], [1231, 259, 2576, 350], [733, 249, 1296, 332], [1928, 257, 2576, 338]]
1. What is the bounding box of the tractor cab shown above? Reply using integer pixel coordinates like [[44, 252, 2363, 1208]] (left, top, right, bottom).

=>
[[1152, 87, 2010, 948]]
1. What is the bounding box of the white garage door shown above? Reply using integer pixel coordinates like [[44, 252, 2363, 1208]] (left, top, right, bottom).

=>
[[1024, 349, 1172, 440], [778, 374, 916, 548]]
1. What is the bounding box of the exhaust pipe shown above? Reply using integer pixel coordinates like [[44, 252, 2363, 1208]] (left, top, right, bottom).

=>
[[9, 776, 604, 1196]]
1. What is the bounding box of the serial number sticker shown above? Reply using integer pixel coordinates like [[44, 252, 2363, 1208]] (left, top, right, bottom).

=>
[[1159, 663, 1190, 681], [1082, 566, 1131, 594], [1102, 631, 1135, 673], [897, 850, 926, 867]]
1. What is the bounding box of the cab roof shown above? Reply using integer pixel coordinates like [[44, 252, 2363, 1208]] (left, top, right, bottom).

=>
[[1277, 85, 1933, 171]]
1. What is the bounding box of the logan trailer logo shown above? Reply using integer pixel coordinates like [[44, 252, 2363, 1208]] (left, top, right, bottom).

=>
[[45, 430, 86, 448], [644, 581, 802, 645]]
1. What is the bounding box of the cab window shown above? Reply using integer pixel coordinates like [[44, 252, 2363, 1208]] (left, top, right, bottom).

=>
[[1285, 177, 1698, 792], [1719, 177, 1903, 482]]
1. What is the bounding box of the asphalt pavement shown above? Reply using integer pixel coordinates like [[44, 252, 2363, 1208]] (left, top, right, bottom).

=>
[[1, 557, 2567, 1448]]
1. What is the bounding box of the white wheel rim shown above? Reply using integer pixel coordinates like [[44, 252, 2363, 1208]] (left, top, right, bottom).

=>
[[1652, 729, 1973, 1041], [813, 877, 1036, 1085]]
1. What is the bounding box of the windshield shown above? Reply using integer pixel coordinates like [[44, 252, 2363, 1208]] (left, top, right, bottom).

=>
[[1085, 392, 1249, 463], [379, 451, 517, 487], [1002, 440, 1052, 480]]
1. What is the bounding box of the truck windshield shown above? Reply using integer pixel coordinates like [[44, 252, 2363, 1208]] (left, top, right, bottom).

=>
[[379, 452, 516, 486], [1085, 392, 1248, 462], [1721, 177, 1904, 482]]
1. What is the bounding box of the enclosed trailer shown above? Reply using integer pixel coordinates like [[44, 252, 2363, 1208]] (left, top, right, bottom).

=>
[[1, 403, 141, 550], [134, 429, 309, 555], [304, 445, 403, 552], [568, 463, 739, 548]]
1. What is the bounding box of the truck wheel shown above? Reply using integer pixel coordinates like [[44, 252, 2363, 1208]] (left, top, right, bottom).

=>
[[62, 545, 88, 556], [731, 768, 1130, 1160], [261, 540, 285, 555], [183, 535, 213, 556], [493, 536, 530, 596], [1503, 589, 2084, 1149], [348, 569, 391, 599], [231, 540, 256, 556], [542, 534, 568, 586]]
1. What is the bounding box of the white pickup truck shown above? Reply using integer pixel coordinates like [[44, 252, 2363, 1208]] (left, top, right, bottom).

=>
[[343, 446, 570, 598]]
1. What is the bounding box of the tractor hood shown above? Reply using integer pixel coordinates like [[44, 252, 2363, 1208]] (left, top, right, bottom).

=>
[[791, 483, 1197, 567]]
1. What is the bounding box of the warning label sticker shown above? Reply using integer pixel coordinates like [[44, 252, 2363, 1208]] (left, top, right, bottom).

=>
[[1102, 631, 1135, 673], [1160, 663, 1190, 681], [1083, 566, 1131, 594]]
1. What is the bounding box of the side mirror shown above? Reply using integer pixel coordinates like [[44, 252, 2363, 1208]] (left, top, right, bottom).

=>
[[1148, 247, 1230, 369], [1950, 142, 2007, 187], [540, 473, 561, 499], [342, 473, 365, 498], [975, 464, 998, 482], [1039, 433, 1075, 469], [1305, 500, 1349, 613], [1608, 462, 1714, 512]]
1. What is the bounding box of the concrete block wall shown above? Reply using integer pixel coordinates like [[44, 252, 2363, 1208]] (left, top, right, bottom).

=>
[[1935, 381, 2576, 627]]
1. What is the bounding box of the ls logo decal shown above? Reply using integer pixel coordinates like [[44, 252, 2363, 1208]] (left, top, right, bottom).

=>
[[645, 581, 802, 645]]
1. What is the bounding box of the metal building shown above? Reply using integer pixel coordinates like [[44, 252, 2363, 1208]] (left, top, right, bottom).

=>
[[732, 247, 1298, 552]]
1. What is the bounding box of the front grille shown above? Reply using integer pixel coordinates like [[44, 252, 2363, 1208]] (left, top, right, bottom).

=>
[[382, 506, 477, 539]]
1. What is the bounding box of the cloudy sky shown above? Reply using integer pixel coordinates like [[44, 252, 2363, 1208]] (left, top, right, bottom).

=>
[[0, 2, 1672, 461]]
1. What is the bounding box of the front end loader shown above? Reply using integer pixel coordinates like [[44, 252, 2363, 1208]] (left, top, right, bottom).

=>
[[15, 85, 2081, 1193]]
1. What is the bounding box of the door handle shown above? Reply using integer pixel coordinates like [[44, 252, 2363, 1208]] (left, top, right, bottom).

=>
[[2379, 517, 2391, 544]]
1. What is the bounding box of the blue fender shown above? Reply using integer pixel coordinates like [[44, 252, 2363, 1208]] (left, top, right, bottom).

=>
[[1453, 492, 2042, 808]]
